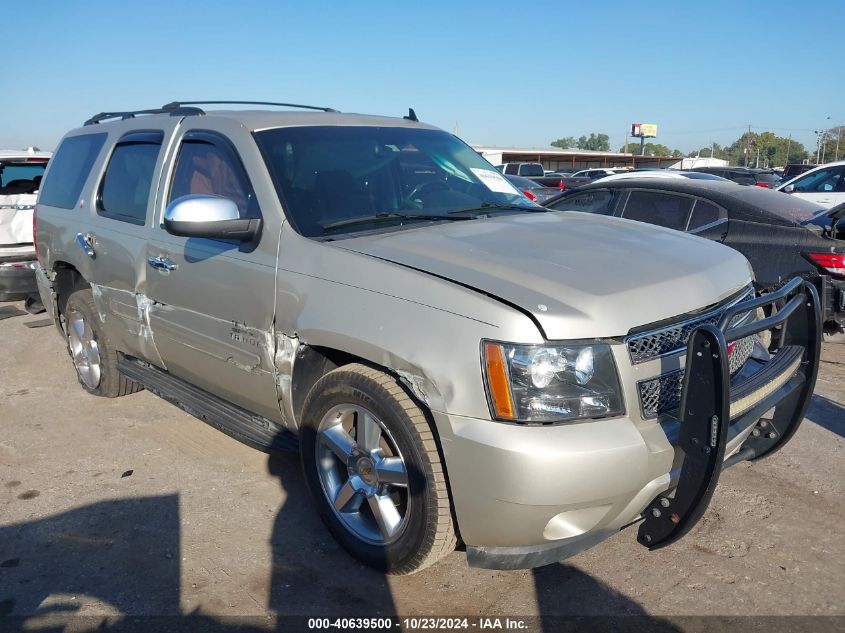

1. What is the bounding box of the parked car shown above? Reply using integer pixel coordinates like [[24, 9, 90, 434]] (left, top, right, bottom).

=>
[[777, 160, 845, 209], [0, 149, 51, 308], [594, 170, 730, 183], [35, 101, 820, 574], [572, 167, 629, 180], [498, 162, 545, 177], [544, 179, 844, 332], [781, 163, 817, 181], [504, 175, 562, 204], [689, 166, 781, 188]]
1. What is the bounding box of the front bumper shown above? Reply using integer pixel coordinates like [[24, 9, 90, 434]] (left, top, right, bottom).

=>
[[435, 278, 820, 570], [0, 259, 38, 301]]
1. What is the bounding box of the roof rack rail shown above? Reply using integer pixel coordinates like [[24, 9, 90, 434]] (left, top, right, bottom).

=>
[[161, 100, 339, 113], [84, 105, 205, 126]]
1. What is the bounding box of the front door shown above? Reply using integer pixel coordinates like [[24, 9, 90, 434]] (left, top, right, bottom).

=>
[[144, 122, 282, 422], [789, 164, 845, 209]]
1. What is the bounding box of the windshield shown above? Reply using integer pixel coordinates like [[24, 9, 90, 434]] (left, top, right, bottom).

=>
[[254, 126, 531, 237]]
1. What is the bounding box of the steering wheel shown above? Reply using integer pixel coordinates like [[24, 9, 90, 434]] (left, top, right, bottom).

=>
[[407, 180, 449, 205]]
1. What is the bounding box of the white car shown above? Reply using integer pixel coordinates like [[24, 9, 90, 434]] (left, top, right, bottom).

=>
[[776, 160, 845, 209], [572, 167, 630, 180], [593, 170, 730, 183], [0, 149, 51, 305]]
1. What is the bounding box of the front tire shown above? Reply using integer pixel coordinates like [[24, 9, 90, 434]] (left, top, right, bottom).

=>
[[299, 363, 455, 575], [63, 288, 142, 397]]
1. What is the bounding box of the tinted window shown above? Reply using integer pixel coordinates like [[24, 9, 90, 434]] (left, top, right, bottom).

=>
[[688, 200, 722, 230], [255, 126, 528, 237], [549, 190, 616, 215], [0, 163, 46, 194], [621, 191, 692, 230], [168, 132, 259, 219], [792, 166, 845, 193], [507, 175, 541, 189], [518, 163, 544, 177], [504, 164, 518, 175], [38, 133, 107, 209], [98, 131, 163, 225], [728, 171, 756, 186]]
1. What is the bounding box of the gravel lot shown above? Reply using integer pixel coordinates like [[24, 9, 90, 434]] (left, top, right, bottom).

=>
[[1, 300, 843, 629]]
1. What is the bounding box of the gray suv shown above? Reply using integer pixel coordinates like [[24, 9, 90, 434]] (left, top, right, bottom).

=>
[[34, 101, 821, 574]]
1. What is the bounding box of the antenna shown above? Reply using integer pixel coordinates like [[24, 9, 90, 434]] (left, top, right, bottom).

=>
[[403, 108, 419, 122]]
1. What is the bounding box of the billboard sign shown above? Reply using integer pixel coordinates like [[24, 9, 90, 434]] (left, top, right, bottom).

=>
[[631, 123, 658, 138]]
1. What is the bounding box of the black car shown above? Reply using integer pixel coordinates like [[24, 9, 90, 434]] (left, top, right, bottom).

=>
[[544, 180, 845, 333], [689, 166, 781, 188]]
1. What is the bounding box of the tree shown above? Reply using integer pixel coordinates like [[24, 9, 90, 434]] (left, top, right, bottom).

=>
[[693, 143, 724, 159], [618, 142, 682, 157], [576, 133, 610, 152], [723, 132, 807, 167], [820, 125, 844, 163], [551, 136, 576, 149]]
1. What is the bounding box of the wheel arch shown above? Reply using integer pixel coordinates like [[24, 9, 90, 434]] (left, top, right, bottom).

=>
[[289, 342, 446, 430]]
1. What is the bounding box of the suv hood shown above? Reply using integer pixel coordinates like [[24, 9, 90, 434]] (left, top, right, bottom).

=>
[[0, 194, 35, 248], [337, 212, 752, 340]]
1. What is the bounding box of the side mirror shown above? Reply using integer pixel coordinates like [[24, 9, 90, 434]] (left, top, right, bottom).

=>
[[782, 183, 795, 193], [163, 195, 261, 241]]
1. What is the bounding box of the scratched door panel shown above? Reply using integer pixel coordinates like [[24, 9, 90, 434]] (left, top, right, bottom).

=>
[[144, 238, 282, 422]]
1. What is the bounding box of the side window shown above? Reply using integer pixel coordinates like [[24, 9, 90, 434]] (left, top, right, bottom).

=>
[[168, 131, 259, 219], [621, 191, 692, 231], [549, 189, 616, 215], [37, 133, 107, 209], [730, 171, 756, 186], [688, 199, 724, 231], [98, 131, 163, 225], [793, 167, 845, 193]]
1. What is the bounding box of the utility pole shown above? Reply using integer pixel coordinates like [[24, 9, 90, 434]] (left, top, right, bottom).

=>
[[744, 124, 752, 167], [785, 134, 791, 166], [836, 126, 841, 162], [711, 142, 715, 158]]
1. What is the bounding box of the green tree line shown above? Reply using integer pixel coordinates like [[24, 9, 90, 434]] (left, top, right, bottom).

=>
[[549, 128, 832, 166]]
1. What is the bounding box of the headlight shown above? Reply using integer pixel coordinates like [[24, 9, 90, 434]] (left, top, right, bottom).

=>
[[482, 340, 624, 423]]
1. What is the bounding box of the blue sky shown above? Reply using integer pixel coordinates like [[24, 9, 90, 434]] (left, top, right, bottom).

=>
[[4, 1, 842, 154]]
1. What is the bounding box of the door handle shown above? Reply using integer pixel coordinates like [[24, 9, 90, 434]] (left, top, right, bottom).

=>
[[147, 256, 178, 273], [75, 233, 96, 258]]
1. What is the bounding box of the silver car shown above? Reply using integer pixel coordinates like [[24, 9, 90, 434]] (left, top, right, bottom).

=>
[[34, 102, 821, 574]]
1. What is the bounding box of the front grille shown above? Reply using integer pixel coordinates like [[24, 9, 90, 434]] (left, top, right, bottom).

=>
[[627, 288, 755, 364], [637, 334, 757, 419]]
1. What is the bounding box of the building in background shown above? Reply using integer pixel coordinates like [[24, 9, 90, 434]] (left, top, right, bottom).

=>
[[473, 146, 678, 171]]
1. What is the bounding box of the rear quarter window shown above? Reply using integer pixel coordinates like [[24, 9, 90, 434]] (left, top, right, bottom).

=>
[[549, 189, 617, 215], [38, 133, 107, 209]]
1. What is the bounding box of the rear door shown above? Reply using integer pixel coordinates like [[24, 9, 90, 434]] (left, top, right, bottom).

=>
[[144, 120, 283, 422], [82, 123, 182, 366]]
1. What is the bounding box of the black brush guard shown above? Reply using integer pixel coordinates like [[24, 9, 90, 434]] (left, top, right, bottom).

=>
[[637, 277, 821, 551]]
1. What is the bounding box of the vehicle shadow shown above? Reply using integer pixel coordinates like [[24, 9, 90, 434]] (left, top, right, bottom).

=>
[[804, 393, 845, 438], [0, 494, 181, 620], [533, 564, 680, 631], [265, 450, 397, 617]]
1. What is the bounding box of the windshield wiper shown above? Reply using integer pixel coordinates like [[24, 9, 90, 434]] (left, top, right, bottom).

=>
[[321, 212, 472, 232], [446, 202, 547, 217]]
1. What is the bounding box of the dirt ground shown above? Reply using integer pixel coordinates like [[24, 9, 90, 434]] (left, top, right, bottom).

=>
[[1, 300, 843, 630]]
